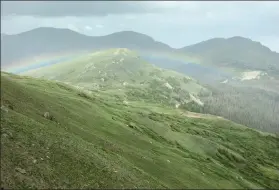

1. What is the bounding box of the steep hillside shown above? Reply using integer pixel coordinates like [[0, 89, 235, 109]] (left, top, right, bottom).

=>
[[22, 48, 208, 108], [1, 27, 171, 66], [179, 37, 279, 74], [1, 72, 279, 189], [193, 84, 279, 133]]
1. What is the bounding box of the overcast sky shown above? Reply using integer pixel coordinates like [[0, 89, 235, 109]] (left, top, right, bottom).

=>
[[1, 1, 279, 52]]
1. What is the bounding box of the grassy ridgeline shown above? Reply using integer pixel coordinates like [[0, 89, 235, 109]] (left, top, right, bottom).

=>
[[22, 48, 208, 108]]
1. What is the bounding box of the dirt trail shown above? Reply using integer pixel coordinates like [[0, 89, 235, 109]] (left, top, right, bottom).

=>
[[183, 111, 206, 118], [182, 111, 223, 119]]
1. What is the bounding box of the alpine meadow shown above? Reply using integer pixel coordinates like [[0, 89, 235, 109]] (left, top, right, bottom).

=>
[[1, 1, 279, 189]]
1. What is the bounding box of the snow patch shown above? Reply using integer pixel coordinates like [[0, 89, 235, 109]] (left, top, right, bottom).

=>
[[221, 79, 228, 84], [240, 71, 267, 81], [189, 93, 204, 106]]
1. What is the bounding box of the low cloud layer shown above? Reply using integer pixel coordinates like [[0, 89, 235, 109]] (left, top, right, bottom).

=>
[[1, 1, 157, 17], [1, 1, 279, 51]]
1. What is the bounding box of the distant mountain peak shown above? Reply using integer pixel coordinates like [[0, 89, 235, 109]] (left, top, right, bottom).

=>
[[110, 30, 149, 35], [105, 30, 157, 42], [227, 36, 251, 41], [179, 35, 279, 72], [18, 27, 87, 36]]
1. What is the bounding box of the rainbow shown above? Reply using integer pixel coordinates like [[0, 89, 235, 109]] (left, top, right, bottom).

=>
[[2, 51, 88, 74]]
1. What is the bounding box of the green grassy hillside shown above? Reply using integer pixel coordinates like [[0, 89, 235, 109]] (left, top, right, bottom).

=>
[[1, 72, 279, 189], [22, 48, 209, 108]]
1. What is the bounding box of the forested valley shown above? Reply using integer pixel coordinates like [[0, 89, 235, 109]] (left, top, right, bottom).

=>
[[185, 84, 279, 133]]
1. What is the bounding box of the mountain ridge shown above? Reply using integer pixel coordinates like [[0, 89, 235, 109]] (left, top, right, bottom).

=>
[[179, 36, 279, 73], [3, 27, 275, 50], [2, 27, 278, 73], [1, 27, 172, 66]]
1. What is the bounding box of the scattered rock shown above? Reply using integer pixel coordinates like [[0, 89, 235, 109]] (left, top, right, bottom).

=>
[[123, 82, 128, 86], [128, 122, 136, 129], [1, 105, 8, 113], [43, 112, 56, 121], [2, 131, 13, 138], [175, 103, 180, 109], [40, 158, 44, 161], [167, 160, 171, 163], [15, 167, 26, 174], [33, 159, 37, 164], [43, 112, 50, 119], [164, 82, 173, 90], [149, 141, 153, 144], [46, 155, 50, 159], [8, 131, 13, 137]]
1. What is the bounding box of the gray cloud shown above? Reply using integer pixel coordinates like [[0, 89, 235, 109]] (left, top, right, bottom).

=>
[[1, 1, 156, 17], [1, 1, 279, 52]]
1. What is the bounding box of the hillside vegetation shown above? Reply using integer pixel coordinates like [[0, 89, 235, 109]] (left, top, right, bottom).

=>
[[23, 48, 209, 108], [1, 72, 279, 189], [17, 48, 279, 133], [21, 48, 279, 133], [187, 84, 279, 133]]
